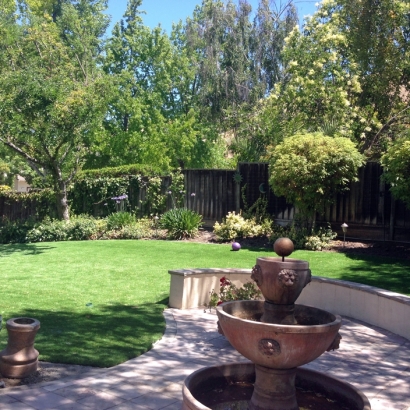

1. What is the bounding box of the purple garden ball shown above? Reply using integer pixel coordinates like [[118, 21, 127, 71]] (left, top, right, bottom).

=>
[[232, 242, 241, 251]]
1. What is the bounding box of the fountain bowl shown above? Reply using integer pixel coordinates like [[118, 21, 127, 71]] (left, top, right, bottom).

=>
[[251, 257, 311, 305], [182, 362, 371, 410], [217, 300, 341, 369]]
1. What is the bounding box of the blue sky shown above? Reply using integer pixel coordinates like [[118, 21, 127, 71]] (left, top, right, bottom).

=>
[[106, 0, 319, 35]]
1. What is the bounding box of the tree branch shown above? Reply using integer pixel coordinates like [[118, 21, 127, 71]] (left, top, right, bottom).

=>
[[369, 105, 410, 148], [0, 136, 46, 177]]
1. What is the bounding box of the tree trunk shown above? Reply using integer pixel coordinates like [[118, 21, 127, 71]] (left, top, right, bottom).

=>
[[55, 179, 70, 221]]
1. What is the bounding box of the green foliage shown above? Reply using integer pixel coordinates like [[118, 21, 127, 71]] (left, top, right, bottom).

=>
[[0, 2, 111, 220], [106, 212, 135, 231], [270, 223, 337, 251], [101, 218, 155, 240], [2, 214, 159, 243], [159, 208, 203, 239], [0, 185, 11, 192], [381, 134, 410, 208], [77, 164, 163, 179], [26, 215, 101, 243], [213, 212, 273, 241], [241, 184, 270, 222], [268, 133, 365, 219], [265, 0, 410, 154], [0, 220, 35, 244], [208, 276, 262, 310], [70, 166, 184, 218], [0, 189, 57, 222]]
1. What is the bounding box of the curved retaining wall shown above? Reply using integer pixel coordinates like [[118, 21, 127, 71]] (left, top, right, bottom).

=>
[[168, 268, 410, 341]]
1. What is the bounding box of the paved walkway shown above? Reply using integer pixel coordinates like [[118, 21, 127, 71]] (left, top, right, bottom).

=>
[[0, 308, 409, 410]]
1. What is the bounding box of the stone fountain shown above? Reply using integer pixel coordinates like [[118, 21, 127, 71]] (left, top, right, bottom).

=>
[[182, 238, 371, 410]]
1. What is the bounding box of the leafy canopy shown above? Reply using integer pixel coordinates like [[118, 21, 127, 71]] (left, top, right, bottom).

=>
[[381, 134, 410, 208], [268, 133, 365, 218]]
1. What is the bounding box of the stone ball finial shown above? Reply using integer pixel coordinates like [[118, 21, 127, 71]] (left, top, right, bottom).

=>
[[273, 237, 294, 257]]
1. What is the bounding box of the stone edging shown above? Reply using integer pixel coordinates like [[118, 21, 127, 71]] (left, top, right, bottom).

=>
[[168, 268, 410, 340]]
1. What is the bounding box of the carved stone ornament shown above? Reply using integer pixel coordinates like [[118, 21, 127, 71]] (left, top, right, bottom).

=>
[[278, 269, 298, 287], [251, 264, 263, 287]]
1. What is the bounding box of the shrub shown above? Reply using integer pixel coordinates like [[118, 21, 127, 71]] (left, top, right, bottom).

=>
[[270, 223, 336, 251], [268, 133, 365, 222], [213, 212, 273, 241], [0, 185, 11, 193], [160, 208, 203, 239], [106, 212, 135, 231], [26, 215, 101, 243], [0, 219, 35, 244], [304, 226, 337, 251], [102, 218, 155, 240]]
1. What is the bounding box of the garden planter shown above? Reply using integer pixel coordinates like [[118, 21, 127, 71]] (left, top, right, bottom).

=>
[[0, 317, 40, 378]]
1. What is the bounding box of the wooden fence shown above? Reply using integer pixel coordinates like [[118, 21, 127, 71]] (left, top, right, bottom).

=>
[[1, 162, 409, 241], [183, 162, 410, 242], [183, 169, 238, 226]]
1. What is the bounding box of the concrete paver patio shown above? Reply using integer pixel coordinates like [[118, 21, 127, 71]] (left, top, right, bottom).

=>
[[0, 308, 409, 409]]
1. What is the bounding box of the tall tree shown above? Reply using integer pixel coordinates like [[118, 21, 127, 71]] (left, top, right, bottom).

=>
[[182, 0, 297, 162], [260, 0, 410, 155], [0, 1, 111, 219], [97, 0, 228, 170]]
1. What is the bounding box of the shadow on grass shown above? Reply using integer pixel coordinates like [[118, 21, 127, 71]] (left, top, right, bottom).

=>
[[0, 243, 55, 257], [334, 253, 410, 295], [0, 299, 169, 368]]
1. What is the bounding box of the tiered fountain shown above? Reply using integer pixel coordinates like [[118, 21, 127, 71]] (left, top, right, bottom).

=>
[[182, 238, 371, 410]]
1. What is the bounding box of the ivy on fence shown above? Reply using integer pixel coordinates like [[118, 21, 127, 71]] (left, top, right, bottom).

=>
[[0, 189, 57, 223]]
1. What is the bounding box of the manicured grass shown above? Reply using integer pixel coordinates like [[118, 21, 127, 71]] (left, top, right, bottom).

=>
[[0, 240, 409, 367]]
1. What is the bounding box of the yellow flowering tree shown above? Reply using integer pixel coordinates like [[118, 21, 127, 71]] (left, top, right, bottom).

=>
[[258, 0, 410, 155]]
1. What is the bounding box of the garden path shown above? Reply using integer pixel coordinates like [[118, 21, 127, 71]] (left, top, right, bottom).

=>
[[0, 308, 409, 409]]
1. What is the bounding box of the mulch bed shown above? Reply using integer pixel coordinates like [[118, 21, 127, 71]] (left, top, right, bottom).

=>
[[189, 229, 410, 260]]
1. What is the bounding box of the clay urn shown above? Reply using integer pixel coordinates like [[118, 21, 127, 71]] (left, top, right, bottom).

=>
[[0, 317, 40, 378]]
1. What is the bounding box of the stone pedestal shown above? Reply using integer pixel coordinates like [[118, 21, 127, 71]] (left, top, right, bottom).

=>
[[0, 317, 40, 378]]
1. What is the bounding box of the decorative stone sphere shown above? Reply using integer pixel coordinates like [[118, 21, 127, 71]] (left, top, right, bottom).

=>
[[273, 237, 294, 257], [232, 242, 241, 251]]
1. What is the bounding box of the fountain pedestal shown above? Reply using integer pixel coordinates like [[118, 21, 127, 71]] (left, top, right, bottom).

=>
[[250, 366, 298, 410], [182, 238, 371, 410]]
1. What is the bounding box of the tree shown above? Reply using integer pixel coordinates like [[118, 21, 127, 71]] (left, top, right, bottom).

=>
[[180, 0, 297, 162], [95, 0, 229, 170], [381, 134, 410, 208], [264, 0, 410, 155], [0, 1, 111, 220], [329, 0, 410, 152], [268, 133, 365, 225]]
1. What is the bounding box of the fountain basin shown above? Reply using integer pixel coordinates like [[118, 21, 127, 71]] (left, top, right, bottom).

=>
[[217, 301, 341, 369], [182, 362, 371, 410]]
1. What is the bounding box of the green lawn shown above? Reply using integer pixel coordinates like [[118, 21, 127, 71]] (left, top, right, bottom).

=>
[[0, 240, 409, 367]]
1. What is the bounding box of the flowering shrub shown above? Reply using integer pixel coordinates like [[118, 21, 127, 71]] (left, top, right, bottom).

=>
[[111, 194, 128, 212], [213, 212, 273, 241], [208, 276, 262, 310], [304, 226, 337, 251], [270, 223, 336, 251]]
